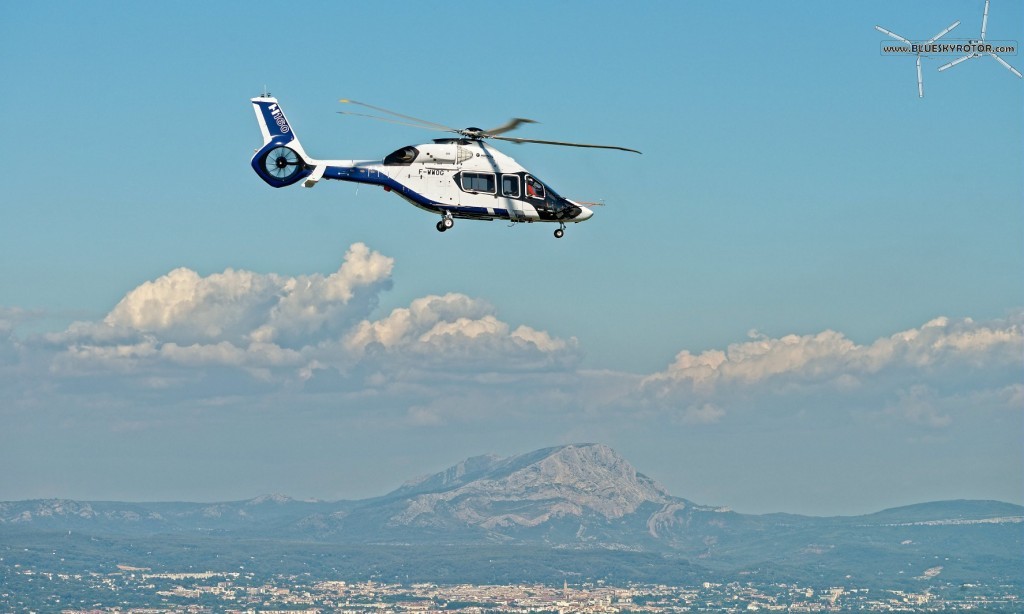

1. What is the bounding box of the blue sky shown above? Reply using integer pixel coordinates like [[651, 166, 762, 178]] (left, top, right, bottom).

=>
[[1, 1, 1021, 516]]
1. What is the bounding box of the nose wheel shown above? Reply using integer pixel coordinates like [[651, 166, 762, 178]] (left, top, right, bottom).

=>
[[554, 223, 565, 239], [436, 213, 454, 233]]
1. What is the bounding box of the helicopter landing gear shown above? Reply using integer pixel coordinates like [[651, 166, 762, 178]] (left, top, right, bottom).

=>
[[436, 213, 454, 233], [554, 223, 565, 239]]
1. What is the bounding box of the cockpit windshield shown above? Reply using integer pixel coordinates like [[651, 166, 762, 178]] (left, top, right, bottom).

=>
[[526, 175, 564, 201], [522, 175, 574, 216], [525, 175, 546, 200]]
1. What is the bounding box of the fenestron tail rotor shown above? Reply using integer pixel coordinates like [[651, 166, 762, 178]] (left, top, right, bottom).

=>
[[264, 146, 303, 180], [337, 98, 641, 154]]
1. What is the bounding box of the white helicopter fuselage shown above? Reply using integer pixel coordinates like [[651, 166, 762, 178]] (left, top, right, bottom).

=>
[[250, 96, 594, 236]]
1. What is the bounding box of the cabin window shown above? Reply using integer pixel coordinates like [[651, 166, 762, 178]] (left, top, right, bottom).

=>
[[461, 172, 496, 194], [525, 175, 546, 200], [501, 175, 520, 198]]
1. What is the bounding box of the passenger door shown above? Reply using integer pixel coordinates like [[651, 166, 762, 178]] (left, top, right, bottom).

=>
[[499, 174, 524, 221]]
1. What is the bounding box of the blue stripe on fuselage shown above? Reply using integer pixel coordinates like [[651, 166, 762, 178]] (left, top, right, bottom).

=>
[[321, 165, 509, 220]]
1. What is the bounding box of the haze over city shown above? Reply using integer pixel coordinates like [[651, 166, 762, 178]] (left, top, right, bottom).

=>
[[1, 1, 1021, 516]]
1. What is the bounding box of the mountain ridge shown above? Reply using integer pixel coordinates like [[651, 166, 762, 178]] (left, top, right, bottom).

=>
[[2, 443, 1021, 587], [3, 443, 1021, 526]]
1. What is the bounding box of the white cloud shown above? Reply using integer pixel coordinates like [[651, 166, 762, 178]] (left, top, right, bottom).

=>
[[345, 293, 494, 353], [44, 243, 391, 377], [33, 245, 577, 393], [343, 293, 579, 373], [643, 315, 1022, 390], [92, 242, 394, 348], [511, 325, 570, 353], [639, 313, 1023, 427], [2, 244, 1020, 441]]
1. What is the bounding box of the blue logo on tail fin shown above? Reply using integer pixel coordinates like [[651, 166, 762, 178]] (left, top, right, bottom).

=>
[[254, 99, 296, 145]]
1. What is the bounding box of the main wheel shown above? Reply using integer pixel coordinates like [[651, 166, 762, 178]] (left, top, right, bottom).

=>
[[436, 220, 447, 232], [443, 217, 454, 229], [554, 228, 564, 238]]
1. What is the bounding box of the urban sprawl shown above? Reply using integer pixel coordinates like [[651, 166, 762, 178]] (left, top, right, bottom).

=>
[[3, 565, 1020, 612]]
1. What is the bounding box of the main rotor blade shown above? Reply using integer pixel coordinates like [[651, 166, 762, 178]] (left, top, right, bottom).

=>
[[926, 20, 960, 45], [491, 135, 641, 154], [989, 53, 1023, 78], [336, 110, 454, 132], [339, 99, 457, 132], [938, 53, 973, 71], [875, 25, 912, 45], [482, 118, 538, 137]]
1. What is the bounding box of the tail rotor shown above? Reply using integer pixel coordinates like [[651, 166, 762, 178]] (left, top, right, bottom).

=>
[[262, 145, 304, 181]]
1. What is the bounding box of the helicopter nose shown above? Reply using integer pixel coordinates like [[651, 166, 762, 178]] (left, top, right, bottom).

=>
[[574, 205, 594, 221]]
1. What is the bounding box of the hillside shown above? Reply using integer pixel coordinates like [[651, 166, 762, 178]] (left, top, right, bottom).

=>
[[2, 443, 1021, 587]]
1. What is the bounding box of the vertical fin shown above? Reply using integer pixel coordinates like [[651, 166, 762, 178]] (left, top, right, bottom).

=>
[[252, 96, 297, 146]]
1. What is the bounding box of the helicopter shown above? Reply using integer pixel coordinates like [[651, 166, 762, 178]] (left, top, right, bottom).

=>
[[249, 95, 640, 238]]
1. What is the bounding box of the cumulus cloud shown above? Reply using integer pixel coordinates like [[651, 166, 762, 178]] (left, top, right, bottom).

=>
[[2, 242, 1020, 438], [640, 313, 1023, 427], [643, 315, 1022, 390], [34, 244, 578, 393], [345, 293, 494, 354], [344, 294, 577, 373], [63, 242, 394, 349]]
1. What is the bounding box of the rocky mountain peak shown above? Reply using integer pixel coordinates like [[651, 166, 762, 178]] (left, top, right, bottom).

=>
[[528, 443, 661, 490], [387, 443, 672, 530]]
